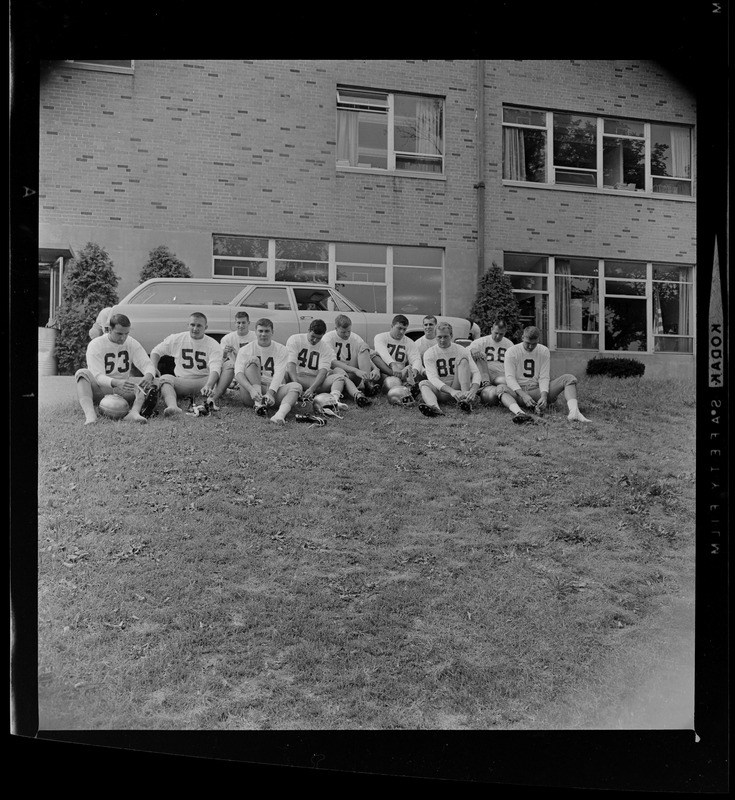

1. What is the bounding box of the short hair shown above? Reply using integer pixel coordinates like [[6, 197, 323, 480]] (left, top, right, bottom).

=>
[[492, 319, 507, 329], [523, 326, 541, 339], [436, 322, 453, 336], [423, 315, 438, 324], [109, 313, 131, 329], [255, 318, 274, 331], [235, 311, 250, 321], [335, 314, 352, 329], [392, 314, 409, 327], [309, 319, 327, 335], [190, 312, 208, 325]]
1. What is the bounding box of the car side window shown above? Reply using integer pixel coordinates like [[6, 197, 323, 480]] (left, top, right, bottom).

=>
[[294, 288, 331, 311], [240, 287, 293, 311]]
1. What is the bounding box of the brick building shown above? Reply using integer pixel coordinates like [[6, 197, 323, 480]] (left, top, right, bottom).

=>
[[38, 59, 696, 378]]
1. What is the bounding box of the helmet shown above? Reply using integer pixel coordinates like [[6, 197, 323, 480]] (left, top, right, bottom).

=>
[[381, 376, 402, 394], [387, 386, 415, 406], [312, 393, 343, 418], [99, 394, 130, 420]]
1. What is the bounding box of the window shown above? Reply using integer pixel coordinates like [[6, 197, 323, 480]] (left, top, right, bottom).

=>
[[555, 258, 599, 349], [213, 236, 445, 315], [652, 264, 693, 352], [504, 254, 694, 354], [503, 106, 693, 196], [239, 287, 292, 311], [503, 253, 549, 342], [128, 281, 244, 305], [336, 87, 444, 174]]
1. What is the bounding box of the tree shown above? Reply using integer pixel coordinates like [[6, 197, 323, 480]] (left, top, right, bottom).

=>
[[139, 245, 191, 283], [55, 242, 119, 374], [468, 262, 523, 340]]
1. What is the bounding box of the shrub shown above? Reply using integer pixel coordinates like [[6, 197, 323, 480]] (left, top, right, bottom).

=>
[[468, 262, 523, 340], [139, 245, 191, 283], [586, 357, 645, 378], [55, 242, 119, 375]]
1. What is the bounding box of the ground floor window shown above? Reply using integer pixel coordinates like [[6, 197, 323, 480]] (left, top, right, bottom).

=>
[[38, 255, 66, 326], [213, 235, 445, 315], [504, 253, 694, 354]]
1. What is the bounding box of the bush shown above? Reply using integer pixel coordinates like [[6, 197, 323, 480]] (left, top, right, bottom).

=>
[[55, 242, 120, 375], [139, 245, 191, 283], [586, 357, 645, 378], [468, 262, 523, 340]]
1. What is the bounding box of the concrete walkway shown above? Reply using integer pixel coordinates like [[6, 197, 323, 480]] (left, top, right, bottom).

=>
[[38, 375, 79, 409]]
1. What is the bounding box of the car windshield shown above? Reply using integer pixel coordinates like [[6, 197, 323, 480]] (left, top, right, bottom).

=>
[[128, 282, 244, 305]]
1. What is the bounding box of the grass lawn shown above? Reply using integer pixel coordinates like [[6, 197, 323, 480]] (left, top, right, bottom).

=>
[[37, 375, 695, 730]]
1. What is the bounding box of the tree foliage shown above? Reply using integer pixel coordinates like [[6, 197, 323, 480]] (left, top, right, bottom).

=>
[[139, 245, 191, 283], [55, 242, 119, 375], [468, 262, 523, 340]]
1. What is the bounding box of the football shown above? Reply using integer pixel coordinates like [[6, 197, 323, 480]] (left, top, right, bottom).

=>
[[99, 394, 130, 420]]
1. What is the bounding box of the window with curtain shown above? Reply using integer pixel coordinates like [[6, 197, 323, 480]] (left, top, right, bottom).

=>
[[503, 106, 693, 196], [555, 258, 599, 349], [652, 264, 693, 352], [337, 87, 444, 174]]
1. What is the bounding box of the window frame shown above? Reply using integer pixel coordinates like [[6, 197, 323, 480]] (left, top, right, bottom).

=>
[[336, 85, 446, 178], [502, 106, 694, 199], [504, 253, 695, 354], [213, 235, 446, 315]]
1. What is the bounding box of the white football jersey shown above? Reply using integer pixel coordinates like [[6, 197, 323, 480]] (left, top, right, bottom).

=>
[[468, 335, 515, 366], [286, 333, 337, 376], [85, 333, 154, 389], [504, 342, 551, 393], [235, 340, 289, 391], [151, 332, 223, 378], [322, 329, 369, 368], [373, 331, 423, 371]]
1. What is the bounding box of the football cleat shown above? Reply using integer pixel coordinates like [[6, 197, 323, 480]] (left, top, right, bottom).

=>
[[355, 393, 372, 408], [511, 411, 535, 425], [457, 399, 472, 413], [139, 384, 160, 419], [419, 403, 445, 417], [409, 383, 422, 400], [254, 397, 268, 417], [387, 386, 415, 406]]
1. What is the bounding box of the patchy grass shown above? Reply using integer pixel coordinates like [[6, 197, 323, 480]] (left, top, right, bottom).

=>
[[37, 376, 695, 729]]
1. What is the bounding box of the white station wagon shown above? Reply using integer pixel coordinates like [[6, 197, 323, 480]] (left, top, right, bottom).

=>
[[110, 279, 479, 352]]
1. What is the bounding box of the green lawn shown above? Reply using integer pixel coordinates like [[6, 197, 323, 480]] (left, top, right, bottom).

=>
[[37, 376, 695, 729]]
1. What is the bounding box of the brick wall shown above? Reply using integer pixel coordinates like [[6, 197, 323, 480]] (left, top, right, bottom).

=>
[[39, 59, 695, 318]]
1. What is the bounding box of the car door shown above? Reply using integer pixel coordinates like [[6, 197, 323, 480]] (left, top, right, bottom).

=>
[[231, 285, 301, 345]]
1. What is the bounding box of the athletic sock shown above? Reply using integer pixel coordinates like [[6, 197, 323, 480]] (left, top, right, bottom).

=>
[[509, 402, 523, 414]]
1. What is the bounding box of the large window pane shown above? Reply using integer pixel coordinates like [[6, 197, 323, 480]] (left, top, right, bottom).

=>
[[553, 113, 597, 169], [651, 124, 691, 178], [394, 95, 443, 156], [503, 128, 546, 182], [509, 275, 547, 292], [603, 118, 644, 137], [337, 283, 386, 313], [603, 138, 645, 188], [515, 292, 548, 343], [604, 279, 646, 296], [604, 298, 646, 351], [393, 267, 441, 315], [653, 282, 692, 336], [555, 276, 599, 334], [357, 112, 388, 168], [213, 235, 268, 259], [275, 261, 328, 282], [556, 257, 598, 277], [605, 261, 646, 280]]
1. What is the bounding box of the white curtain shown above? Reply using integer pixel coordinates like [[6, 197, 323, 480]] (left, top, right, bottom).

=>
[[670, 129, 691, 178], [336, 110, 359, 166], [555, 261, 572, 330], [503, 128, 526, 180], [415, 98, 441, 155]]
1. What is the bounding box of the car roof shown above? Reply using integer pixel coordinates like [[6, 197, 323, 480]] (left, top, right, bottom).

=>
[[139, 278, 332, 287]]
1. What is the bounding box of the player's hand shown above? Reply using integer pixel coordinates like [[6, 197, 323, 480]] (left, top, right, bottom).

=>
[[353, 369, 369, 382], [264, 392, 276, 407], [139, 376, 153, 393], [201, 385, 214, 397], [392, 366, 403, 378], [471, 350, 485, 363], [536, 396, 548, 413], [370, 367, 381, 382], [520, 393, 536, 409]]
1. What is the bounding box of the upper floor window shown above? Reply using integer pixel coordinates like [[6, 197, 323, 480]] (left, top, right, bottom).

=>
[[503, 106, 692, 196], [336, 87, 444, 175]]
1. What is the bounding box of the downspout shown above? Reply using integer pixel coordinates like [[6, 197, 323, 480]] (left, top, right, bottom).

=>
[[474, 59, 486, 282]]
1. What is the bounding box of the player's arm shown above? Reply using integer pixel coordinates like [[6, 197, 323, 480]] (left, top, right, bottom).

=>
[[423, 351, 448, 393], [200, 344, 223, 396], [234, 346, 265, 402], [373, 334, 400, 374], [266, 348, 289, 401]]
